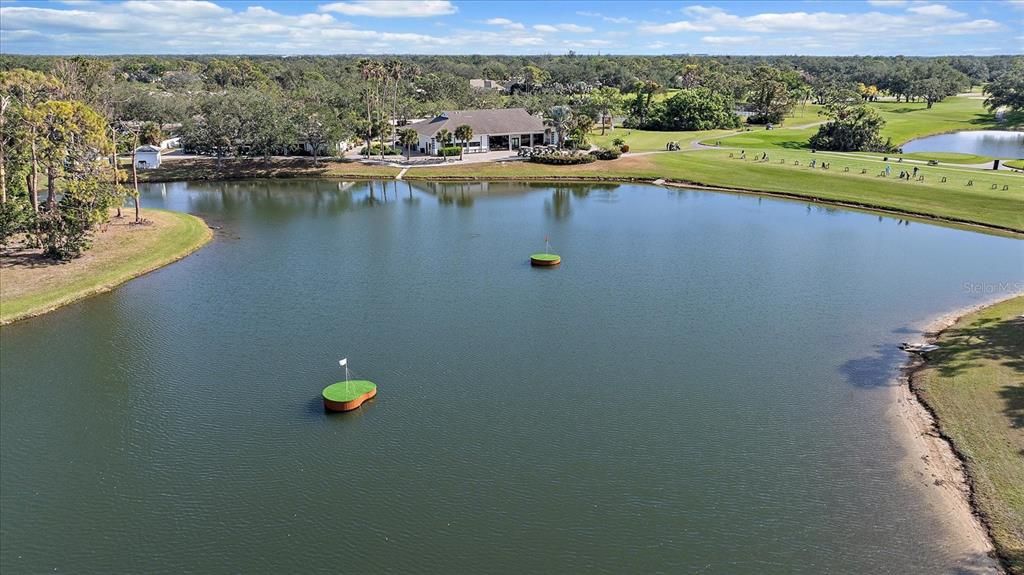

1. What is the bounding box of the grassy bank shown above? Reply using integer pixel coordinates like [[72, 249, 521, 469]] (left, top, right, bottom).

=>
[[0, 209, 212, 324], [136, 157, 400, 183], [895, 152, 994, 165], [131, 148, 1022, 233], [406, 149, 1023, 232], [912, 296, 1024, 574]]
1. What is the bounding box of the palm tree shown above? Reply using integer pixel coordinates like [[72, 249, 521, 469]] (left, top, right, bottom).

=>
[[591, 87, 623, 135], [358, 59, 377, 159], [454, 124, 473, 161], [568, 115, 594, 150], [545, 105, 573, 149], [435, 128, 452, 159], [398, 128, 418, 161]]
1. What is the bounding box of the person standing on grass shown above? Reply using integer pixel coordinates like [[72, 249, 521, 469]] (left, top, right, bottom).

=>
[[885, 164, 891, 177], [913, 166, 919, 177]]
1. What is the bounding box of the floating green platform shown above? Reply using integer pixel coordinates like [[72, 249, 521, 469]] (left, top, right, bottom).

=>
[[530, 253, 561, 266], [322, 380, 377, 412]]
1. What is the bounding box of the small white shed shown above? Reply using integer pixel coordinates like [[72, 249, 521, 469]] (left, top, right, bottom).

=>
[[134, 145, 162, 170]]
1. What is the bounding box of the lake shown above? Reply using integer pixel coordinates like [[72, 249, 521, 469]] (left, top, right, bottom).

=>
[[2, 180, 1022, 574], [901, 129, 1024, 158]]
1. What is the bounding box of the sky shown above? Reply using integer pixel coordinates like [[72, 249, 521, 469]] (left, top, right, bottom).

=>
[[0, 0, 1021, 56]]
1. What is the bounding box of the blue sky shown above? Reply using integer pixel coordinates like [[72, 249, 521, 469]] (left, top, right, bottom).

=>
[[1, 0, 1021, 56]]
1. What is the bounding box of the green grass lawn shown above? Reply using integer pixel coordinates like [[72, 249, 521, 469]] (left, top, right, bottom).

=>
[[779, 103, 825, 126], [651, 149, 1024, 231], [322, 380, 376, 402], [873, 96, 1014, 145], [700, 96, 1014, 151], [1006, 160, 1024, 171], [590, 105, 823, 153], [1, 209, 212, 324], [590, 127, 736, 152], [913, 297, 1024, 574]]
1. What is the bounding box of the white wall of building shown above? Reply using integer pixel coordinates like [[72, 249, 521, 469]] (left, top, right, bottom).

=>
[[135, 150, 161, 169]]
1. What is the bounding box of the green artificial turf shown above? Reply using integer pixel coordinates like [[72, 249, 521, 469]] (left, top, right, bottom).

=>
[[530, 253, 561, 262], [322, 380, 377, 402]]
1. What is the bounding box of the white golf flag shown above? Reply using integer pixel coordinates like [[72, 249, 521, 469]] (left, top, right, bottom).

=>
[[339, 358, 347, 367]]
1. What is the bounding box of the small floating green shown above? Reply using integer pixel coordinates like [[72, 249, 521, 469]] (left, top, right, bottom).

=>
[[322, 380, 377, 412], [530, 253, 561, 266]]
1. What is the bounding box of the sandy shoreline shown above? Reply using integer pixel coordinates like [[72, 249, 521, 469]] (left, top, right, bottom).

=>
[[886, 293, 1020, 574]]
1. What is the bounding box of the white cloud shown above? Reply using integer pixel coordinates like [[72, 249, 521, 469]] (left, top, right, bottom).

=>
[[532, 23, 593, 33], [508, 36, 545, 46], [317, 0, 456, 18], [0, 0, 1016, 56], [702, 35, 759, 45], [866, 0, 908, 6], [640, 4, 1003, 39], [575, 10, 634, 24], [557, 23, 593, 33], [118, 0, 230, 20], [0, 2, 487, 54], [485, 17, 525, 31], [907, 4, 965, 19], [639, 21, 715, 34], [924, 18, 1000, 34]]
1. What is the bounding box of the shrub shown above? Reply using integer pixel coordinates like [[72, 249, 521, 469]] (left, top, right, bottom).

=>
[[612, 137, 626, 147], [0, 197, 34, 248], [589, 148, 622, 160], [359, 144, 400, 156], [619, 144, 630, 153], [438, 146, 462, 157], [529, 152, 596, 165]]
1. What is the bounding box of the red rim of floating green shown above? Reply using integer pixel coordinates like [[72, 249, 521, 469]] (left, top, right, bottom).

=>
[[322, 380, 377, 402], [530, 253, 561, 262]]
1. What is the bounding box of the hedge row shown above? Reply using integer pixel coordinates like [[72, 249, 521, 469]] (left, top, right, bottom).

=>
[[529, 153, 596, 165]]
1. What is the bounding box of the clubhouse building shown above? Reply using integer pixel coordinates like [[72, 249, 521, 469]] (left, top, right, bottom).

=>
[[410, 108, 551, 155]]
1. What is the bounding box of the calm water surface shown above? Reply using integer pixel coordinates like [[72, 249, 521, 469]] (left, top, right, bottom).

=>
[[2, 180, 1022, 574], [902, 129, 1024, 158]]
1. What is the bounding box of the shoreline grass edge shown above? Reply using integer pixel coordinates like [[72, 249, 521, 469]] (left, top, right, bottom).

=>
[[405, 173, 1024, 237], [0, 209, 213, 326], [141, 167, 1023, 237], [905, 295, 1024, 574]]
